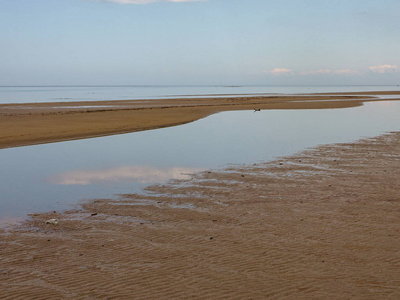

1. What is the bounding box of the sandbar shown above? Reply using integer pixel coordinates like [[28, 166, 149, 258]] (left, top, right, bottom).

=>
[[1, 91, 399, 149]]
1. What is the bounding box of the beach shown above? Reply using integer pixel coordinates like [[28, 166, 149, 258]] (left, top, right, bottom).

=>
[[1, 131, 400, 299], [4, 0, 400, 297], [1, 93, 400, 299]]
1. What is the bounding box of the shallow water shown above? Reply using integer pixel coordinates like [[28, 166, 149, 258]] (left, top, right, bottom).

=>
[[1, 85, 400, 104], [1, 100, 400, 220]]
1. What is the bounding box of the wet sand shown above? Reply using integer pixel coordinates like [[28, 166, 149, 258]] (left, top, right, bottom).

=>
[[1, 130, 400, 299], [1, 91, 400, 149]]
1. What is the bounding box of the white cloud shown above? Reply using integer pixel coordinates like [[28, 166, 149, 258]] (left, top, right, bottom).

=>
[[369, 64, 399, 74], [266, 68, 294, 76], [49, 166, 204, 185], [102, 0, 206, 4], [265, 68, 358, 77], [300, 69, 357, 76]]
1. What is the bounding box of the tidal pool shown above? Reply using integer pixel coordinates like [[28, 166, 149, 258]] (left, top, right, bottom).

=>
[[1, 100, 400, 220]]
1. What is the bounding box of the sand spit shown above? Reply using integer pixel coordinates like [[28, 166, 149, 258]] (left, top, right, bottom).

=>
[[1, 132, 400, 299], [1, 92, 400, 149]]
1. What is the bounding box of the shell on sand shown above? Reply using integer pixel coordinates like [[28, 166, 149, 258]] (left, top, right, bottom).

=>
[[45, 218, 58, 225]]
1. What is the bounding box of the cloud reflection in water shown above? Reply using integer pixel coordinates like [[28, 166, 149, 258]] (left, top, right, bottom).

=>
[[50, 166, 204, 185]]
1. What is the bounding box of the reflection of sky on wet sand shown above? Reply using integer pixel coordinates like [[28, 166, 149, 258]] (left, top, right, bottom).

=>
[[1, 100, 400, 220], [50, 166, 204, 185], [0, 215, 26, 228]]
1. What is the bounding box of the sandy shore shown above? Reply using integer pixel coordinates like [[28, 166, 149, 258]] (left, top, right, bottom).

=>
[[1, 91, 400, 149], [1, 130, 400, 299]]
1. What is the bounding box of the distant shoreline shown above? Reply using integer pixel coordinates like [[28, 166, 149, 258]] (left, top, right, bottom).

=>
[[1, 91, 400, 149]]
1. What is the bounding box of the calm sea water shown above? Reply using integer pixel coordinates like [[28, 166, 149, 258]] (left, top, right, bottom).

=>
[[1, 99, 400, 223], [1, 85, 400, 104]]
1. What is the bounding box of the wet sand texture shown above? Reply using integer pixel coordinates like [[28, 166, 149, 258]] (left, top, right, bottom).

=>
[[1, 132, 399, 299], [1, 92, 399, 149]]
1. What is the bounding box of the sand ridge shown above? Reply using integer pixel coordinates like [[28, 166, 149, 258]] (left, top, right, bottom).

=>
[[1, 92, 400, 149], [1, 132, 400, 299]]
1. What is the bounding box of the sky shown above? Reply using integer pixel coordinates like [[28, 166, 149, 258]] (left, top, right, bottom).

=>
[[1, 0, 400, 86]]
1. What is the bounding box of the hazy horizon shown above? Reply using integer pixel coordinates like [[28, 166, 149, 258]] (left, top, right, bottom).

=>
[[2, 82, 398, 87]]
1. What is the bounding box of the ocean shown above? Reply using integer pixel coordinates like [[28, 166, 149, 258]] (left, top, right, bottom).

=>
[[1, 85, 400, 104]]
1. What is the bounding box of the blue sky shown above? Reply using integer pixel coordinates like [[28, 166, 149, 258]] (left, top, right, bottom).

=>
[[1, 0, 400, 85]]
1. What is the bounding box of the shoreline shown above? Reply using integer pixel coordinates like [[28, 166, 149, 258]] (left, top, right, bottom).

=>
[[1, 131, 399, 298], [1, 91, 400, 149]]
